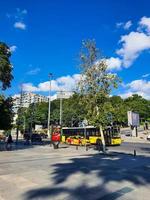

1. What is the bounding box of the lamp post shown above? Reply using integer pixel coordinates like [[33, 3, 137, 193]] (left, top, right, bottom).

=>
[[59, 91, 63, 126], [47, 73, 53, 139], [16, 84, 23, 144]]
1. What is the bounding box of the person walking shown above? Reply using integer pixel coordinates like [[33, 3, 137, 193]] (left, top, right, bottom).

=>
[[5, 134, 13, 150]]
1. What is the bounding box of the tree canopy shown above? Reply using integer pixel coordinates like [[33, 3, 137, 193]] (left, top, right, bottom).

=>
[[78, 39, 120, 127], [0, 42, 14, 130], [0, 42, 13, 90], [16, 93, 150, 132], [0, 96, 13, 130]]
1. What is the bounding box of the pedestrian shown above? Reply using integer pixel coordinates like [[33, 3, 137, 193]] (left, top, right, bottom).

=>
[[145, 121, 148, 130], [5, 134, 13, 150]]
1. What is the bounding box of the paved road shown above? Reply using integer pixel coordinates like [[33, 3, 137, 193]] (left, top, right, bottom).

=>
[[0, 142, 150, 200], [108, 142, 150, 155], [120, 126, 145, 135]]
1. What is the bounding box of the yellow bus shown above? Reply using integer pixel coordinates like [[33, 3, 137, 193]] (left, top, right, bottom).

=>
[[61, 126, 122, 146]]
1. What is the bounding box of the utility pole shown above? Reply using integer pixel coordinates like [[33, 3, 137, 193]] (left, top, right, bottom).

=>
[[16, 84, 23, 144], [59, 91, 63, 126], [47, 73, 53, 139], [23, 116, 26, 136]]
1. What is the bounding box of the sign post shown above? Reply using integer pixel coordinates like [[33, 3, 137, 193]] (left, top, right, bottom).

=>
[[127, 111, 140, 137]]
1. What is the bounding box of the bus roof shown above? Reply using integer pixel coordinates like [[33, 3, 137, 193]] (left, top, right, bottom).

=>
[[62, 126, 95, 130]]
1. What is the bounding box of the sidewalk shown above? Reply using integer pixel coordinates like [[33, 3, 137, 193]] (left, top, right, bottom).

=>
[[121, 135, 150, 143], [121, 127, 150, 143]]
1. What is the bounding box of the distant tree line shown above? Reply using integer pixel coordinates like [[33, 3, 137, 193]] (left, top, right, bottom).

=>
[[17, 93, 150, 132]]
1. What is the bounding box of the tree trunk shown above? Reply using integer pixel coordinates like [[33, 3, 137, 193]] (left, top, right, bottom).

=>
[[16, 126, 19, 145], [99, 125, 106, 153]]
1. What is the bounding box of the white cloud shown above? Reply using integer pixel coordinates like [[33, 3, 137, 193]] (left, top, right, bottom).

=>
[[120, 79, 150, 99], [6, 8, 27, 19], [22, 83, 38, 92], [116, 20, 132, 30], [22, 74, 82, 92], [10, 45, 17, 52], [14, 22, 26, 30], [116, 31, 150, 67], [56, 74, 81, 91], [38, 80, 60, 92], [7, 8, 27, 29], [142, 73, 150, 78], [106, 57, 122, 71], [27, 68, 40, 75], [139, 16, 150, 34], [124, 20, 132, 30], [127, 79, 150, 93], [116, 22, 124, 28]]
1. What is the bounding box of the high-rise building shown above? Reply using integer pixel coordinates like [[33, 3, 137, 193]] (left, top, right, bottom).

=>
[[12, 92, 48, 113]]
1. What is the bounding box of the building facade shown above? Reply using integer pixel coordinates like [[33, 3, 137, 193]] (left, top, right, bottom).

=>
[[12, 92, 48, 113]]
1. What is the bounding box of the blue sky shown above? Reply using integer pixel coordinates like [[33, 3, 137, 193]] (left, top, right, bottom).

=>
[[0, 0, 150, 99]]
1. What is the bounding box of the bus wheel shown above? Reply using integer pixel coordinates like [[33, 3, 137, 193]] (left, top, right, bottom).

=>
[[96, 139, 103, 152]]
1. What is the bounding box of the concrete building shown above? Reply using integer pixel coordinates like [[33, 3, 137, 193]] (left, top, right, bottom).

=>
[[12, 92, 48, 114]]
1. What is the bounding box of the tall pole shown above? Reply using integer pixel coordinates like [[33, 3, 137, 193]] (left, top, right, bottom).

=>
[[47, 73, 52, 139], [16, 84, 23, 144], [23, 116, 26, 135], [60, 93, 62, 126]]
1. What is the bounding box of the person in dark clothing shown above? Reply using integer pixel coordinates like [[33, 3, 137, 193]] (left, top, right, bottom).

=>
[[5, 134, 13, 150]]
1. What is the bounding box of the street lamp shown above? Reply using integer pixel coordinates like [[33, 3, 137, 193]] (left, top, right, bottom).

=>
[[59, 91, 63, 126], [47, 73, 53, 139]]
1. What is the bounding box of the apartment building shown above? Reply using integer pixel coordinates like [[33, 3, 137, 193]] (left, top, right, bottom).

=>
[[13, 92, 48, 113]]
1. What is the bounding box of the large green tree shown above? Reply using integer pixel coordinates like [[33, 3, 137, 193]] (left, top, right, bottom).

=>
[[109, 94, 150, 125], [20, 94, 150, 132], [78, 39, 120, 151], [0, 42, 13, 90], [109, 96, 127, 125], [78, 40, 120, 126], [125, 94, 150, 122], [0, 42, 14, 131], [21, 94, 86, 131], [62, 93, 86, 127], [0, 96, 13, 130]]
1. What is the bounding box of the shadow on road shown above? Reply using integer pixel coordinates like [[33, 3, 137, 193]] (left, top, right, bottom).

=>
[[24, 151, 150, 200], [0, 139, 51, 151]]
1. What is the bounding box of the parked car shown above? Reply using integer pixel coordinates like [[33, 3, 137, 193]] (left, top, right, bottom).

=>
[[40, 132, 48, 139], [31, 134, 42, 143]]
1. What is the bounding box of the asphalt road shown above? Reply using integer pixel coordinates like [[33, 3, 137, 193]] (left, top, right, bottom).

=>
[[121, 127, 145, 135], [0, 141, 150, 200], [108, 141, 150, 155]]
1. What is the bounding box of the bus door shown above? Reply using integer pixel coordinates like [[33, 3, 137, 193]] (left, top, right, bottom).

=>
[[88, 128, 101, 144], [111, 126, 122, 145], [104, 127, 112, 145]]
